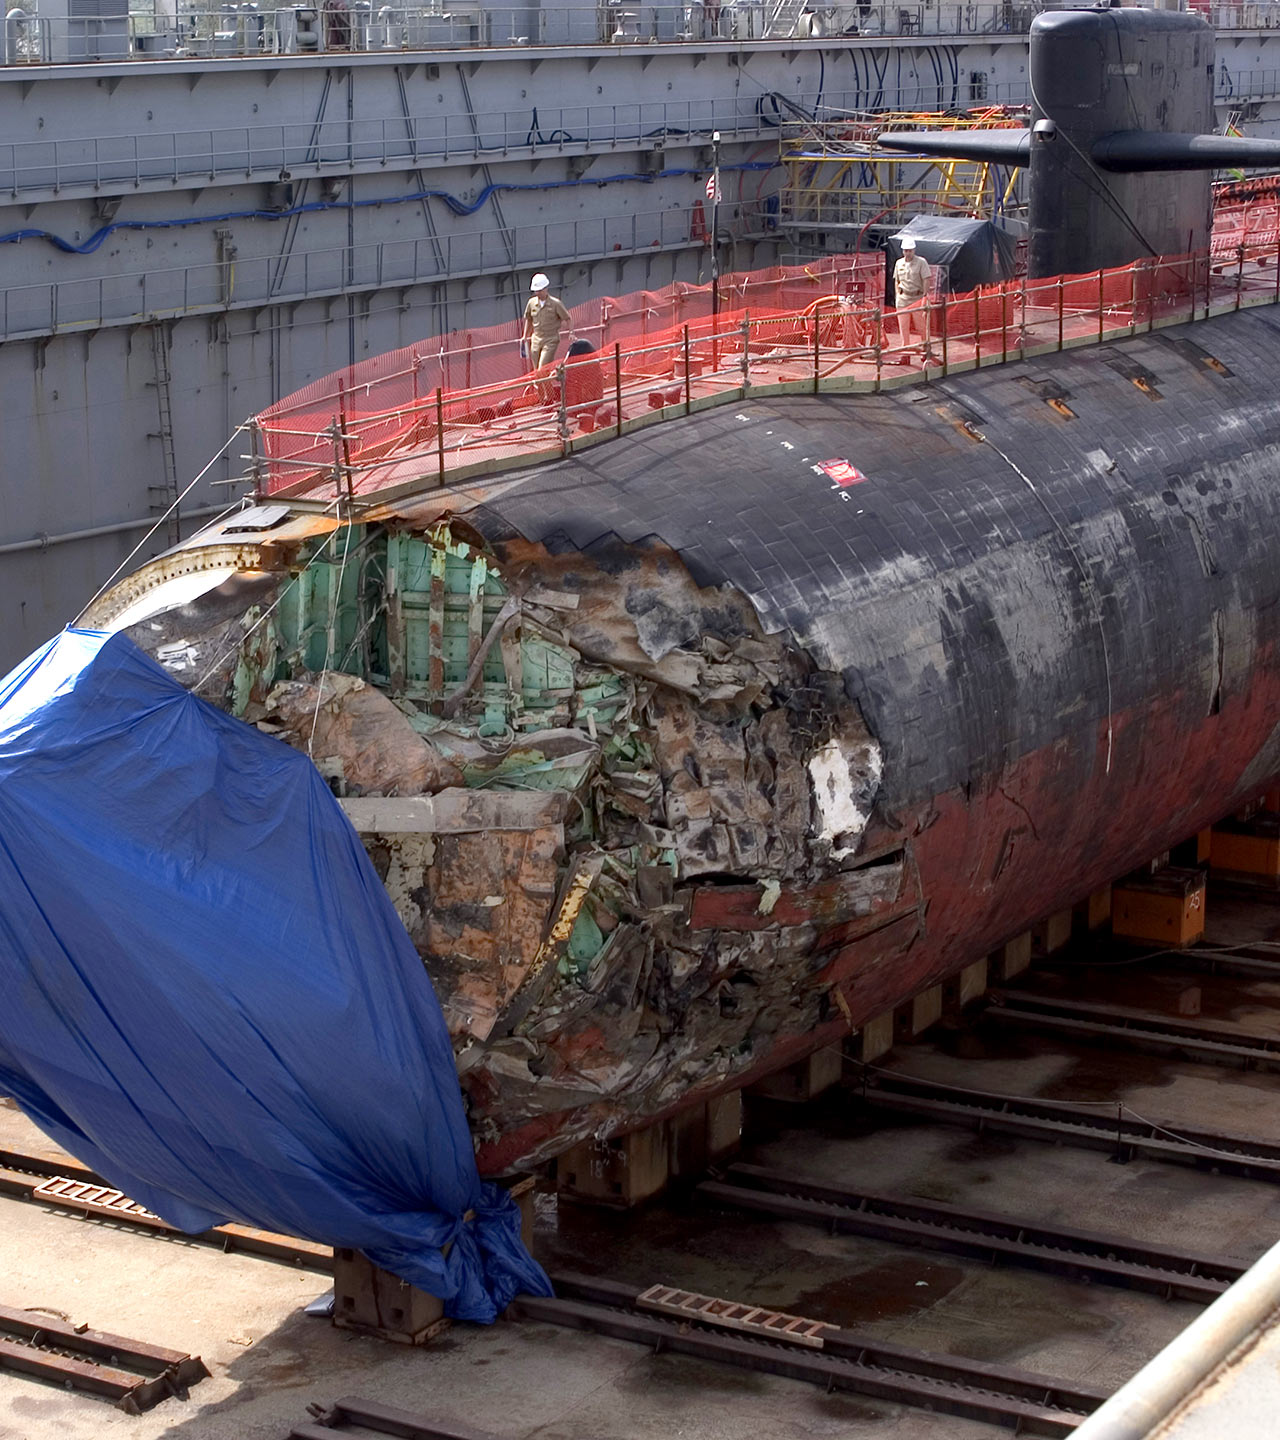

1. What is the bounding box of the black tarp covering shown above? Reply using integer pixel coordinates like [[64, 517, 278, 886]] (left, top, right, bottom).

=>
[[889, 217, 1019, 297]]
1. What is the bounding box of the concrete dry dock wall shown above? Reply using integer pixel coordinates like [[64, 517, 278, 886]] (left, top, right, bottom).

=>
[[4, 27, 1280, 668]]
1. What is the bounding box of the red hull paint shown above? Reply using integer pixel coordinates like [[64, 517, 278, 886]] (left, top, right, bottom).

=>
[[474, 659, 1280, 1175]]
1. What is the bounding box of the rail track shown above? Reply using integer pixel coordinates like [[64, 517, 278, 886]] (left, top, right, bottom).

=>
[[0, 1146, 329, 1271], [1155, 939, 1280, 980], [698, 1163, 1241, 1303], [982, 988, 1280, 1072], [0, 1303, 208, 1413], [514, 1272, 1106, 1436], [849, 1069, 1280, 1180]]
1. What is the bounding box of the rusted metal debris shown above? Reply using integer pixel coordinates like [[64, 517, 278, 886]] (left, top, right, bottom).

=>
[[292, 1395, 504, 1439], [100, 517, 919, 1172], [0, 1304, 209, 1413]]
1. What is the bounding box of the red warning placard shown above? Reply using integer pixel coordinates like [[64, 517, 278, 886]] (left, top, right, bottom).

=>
[[816, 458, 868, 487]]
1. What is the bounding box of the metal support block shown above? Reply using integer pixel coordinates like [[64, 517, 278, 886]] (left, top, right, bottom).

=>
[[333, 1249, 449, 1345], [1211, 814, 1280, 885], [1113, 866, 1207, 947], [707, 1090, 743, 1163]]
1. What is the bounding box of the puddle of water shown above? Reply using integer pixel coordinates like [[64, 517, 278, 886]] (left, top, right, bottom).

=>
[[1038, 1049, 1179, 1103], [615, 1352, 769, 1397], [789, 1256, 968, 1327]]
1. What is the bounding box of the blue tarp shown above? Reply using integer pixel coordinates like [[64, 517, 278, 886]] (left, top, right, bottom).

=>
[[0, 628, 550, 1321]]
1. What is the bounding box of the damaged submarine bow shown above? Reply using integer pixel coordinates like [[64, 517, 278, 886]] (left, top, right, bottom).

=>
[[84, 3, 1280, 1175]]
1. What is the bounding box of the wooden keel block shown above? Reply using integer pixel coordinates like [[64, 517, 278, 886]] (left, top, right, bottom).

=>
[[668, 1105, 709, 1179], [993, 932, 1032, 981], [1171, 831, 1211, 869], [333, 1249, 449, 1345], [1076, 884, 1112, 933], [558, 1124, 670, 1208], [1211, 814, 1280, 885], [706, 1090, 743, 1163], [498, 1175, 536, 1252], [1033, 909, 1072, 957], [1112, 866, 1207, 947], [1176, 986, 1202, 1016], [896, 984, 943, 1041], [746, 1046, 843, 1104], [943, 959, 987, 1017], [858, 1010, 895, 1064], [957, 957, 988, 1009]]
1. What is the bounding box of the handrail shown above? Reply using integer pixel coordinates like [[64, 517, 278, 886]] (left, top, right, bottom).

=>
[[2, 0, 1059, 65], [8, 0, 1280, 67]]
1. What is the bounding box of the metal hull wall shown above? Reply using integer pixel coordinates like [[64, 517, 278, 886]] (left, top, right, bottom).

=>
[[441, 307, 1280, 1169]]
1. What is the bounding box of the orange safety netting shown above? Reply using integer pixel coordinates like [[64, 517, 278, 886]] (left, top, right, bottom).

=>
[[253, 211, 1277, 501], [255, 254, 884, 492]]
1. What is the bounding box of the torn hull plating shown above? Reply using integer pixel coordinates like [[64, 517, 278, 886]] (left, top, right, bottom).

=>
[[97, 306, 1280, 1173]]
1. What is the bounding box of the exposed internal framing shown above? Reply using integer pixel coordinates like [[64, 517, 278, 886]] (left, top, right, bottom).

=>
[[107, 520, 919, 1169]]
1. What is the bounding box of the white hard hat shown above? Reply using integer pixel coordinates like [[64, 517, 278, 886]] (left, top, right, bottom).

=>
[[530, 273, 550, 292], [901, 237, 917, 250]]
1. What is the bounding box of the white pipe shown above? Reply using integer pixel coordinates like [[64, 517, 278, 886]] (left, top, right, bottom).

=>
[[0, 504, 227, 558], [4, 7, 30, 64], [1071, 1232, 1280, 1440]]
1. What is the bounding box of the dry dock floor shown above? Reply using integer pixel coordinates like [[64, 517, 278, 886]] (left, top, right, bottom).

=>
[[4, 893, 1280, 1438]]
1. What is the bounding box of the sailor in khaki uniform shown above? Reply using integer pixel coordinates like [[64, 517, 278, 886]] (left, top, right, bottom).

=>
[[521, 273, 572, 372], [893, 238, 934, 361]]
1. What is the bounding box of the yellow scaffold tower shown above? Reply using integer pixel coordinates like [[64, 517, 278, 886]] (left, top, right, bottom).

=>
[[778, 107, 1028, 238]]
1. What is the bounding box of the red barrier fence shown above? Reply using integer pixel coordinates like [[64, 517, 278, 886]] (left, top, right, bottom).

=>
[[255, 253, 883, 490], [251, 232, 1276, 502]]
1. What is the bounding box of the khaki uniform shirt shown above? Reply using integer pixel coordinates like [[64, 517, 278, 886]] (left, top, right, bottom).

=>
[[894, 254, 931, 303], [524, 294, 571, 341]]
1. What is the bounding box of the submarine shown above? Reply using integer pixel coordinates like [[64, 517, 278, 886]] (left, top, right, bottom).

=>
[[66, 4, 1280, 1176]]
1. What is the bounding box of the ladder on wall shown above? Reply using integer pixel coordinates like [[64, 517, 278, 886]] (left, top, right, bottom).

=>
[[762, 0, 809, 38], [148, 322, 181, 547]]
